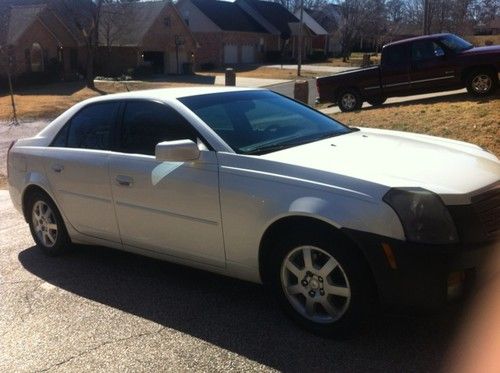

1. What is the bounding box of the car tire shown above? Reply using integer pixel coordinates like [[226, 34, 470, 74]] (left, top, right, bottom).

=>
[[265, 229, 376, 337], [466, 69, 498, 97], [338, 89, 363, 112], [367, 97, 386, 107], [26, 191, 71, 256]]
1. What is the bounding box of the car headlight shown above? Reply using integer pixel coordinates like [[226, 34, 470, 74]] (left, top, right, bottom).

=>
[[383, 188, 458, 244]]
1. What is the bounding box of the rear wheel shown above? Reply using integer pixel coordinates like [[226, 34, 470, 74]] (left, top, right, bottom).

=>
[[266, 230, 376, 337], [466, 69, 497, 97], [338, 89, 363, 112], [27, 191, 71, 256]]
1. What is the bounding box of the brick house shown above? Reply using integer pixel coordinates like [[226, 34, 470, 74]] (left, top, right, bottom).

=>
[[294, 9, 330, 55], [177, 0, 314, 68], [305, 5, 343, 55], [236, 0, 313, 60], [97, 1, 197, 76], [0, 1, 83, 80]]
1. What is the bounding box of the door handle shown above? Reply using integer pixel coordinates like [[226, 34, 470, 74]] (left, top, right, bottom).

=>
[[116, 175, 133, 187], [51, 164, 64, 173]]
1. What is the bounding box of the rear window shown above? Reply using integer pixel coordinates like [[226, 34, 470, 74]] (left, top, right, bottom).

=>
[[383, 45, 409, 67]]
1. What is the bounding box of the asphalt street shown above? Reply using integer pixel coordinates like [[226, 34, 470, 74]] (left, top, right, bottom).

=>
[[0, 190, 464, 372]]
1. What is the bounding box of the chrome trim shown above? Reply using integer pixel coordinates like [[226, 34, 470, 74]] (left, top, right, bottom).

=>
[[411, 75, 455, 84]]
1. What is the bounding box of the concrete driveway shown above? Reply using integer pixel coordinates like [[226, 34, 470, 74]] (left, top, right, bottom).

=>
[[1, 190, 461, 372]]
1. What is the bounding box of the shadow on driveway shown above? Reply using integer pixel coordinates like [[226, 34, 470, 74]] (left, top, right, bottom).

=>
[[19, 244, 460, 372]]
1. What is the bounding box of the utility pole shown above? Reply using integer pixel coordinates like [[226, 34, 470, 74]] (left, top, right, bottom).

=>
[[423, 0, 430, 35], [297, 0, 304, 76]]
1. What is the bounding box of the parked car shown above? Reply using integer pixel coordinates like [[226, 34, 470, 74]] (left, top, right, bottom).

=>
[[7, 87, 500, 336], [317, 33, 500, 112]]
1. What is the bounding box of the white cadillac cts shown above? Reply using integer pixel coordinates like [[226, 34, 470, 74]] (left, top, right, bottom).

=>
[[7, 87, 500, 335]]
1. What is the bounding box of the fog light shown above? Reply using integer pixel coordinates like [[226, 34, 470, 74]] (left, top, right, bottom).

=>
[[447, 271, 465, 300]]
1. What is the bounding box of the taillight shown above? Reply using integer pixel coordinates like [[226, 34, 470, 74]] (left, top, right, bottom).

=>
[[6, 140, 17, 179]]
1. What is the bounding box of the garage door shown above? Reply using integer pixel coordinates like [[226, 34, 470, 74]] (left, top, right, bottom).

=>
[[241, 45, 255, 63], [224, 44, 238, 64]]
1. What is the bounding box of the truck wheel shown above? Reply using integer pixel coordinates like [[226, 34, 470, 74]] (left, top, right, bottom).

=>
[[367, 97, 386, 107], [466, 69, 497, 97], [265, 230, 376, 337], [338, 90, 363, 112]]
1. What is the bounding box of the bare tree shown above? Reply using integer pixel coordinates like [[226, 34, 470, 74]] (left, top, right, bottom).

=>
[[0, 45, 19, 126], [273, 0, 329, 11]]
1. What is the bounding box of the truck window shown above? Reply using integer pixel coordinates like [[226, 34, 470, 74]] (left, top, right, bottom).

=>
[[411, 40, 445, 61], [382, 45, 408, 67]]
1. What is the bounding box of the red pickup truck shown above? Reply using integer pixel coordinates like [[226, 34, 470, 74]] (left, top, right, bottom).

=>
[[316, 33, 500, 112]]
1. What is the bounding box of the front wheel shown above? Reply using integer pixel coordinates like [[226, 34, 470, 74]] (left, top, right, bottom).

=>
[[466, 70, 497, 97], [338, 90, 363, 112], [266, 232, 376, 337]]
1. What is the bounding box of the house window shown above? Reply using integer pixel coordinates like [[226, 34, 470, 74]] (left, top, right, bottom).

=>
[[30, 42, 44, 72], [164, 17, 171, 27]]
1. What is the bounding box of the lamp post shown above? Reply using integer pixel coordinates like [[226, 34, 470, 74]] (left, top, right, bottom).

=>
[[297, 0, 304, 76]]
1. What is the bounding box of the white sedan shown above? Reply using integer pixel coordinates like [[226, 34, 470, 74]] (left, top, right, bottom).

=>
[[7, 87, 500, 336]]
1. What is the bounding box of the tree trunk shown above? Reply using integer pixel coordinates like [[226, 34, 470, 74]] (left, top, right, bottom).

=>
[[85, 48, 95, 89]]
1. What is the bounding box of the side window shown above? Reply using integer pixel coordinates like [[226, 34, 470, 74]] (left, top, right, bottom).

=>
[[411, 40, 445, 61], [120, 101, 197, 156], [66, 102, 119, 150], [382, 45, 408, 67]]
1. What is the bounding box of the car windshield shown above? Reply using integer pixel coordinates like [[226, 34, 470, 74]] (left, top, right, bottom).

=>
[[179, 90, 353, 155], [439, 34, 473, 52]]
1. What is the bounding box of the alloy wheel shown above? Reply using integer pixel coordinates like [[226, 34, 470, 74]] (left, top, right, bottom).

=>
[[280, 245, 351, 323], [471, 74, 492, 94], [341, 93, 357, 110], [32, 200, 58, 248]]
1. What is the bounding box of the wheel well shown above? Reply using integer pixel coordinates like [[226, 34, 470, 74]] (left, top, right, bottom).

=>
[[258, 216, 377, 292], [461, 65, 498, 83], [22, 185, 52, 222]]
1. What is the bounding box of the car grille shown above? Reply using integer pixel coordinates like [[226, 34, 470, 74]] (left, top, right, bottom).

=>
[[471, 186, 500, 238]]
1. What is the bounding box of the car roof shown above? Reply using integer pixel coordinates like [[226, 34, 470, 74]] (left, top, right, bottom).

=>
[[82, 86, 263, 105], [383, 33, 451, 48]]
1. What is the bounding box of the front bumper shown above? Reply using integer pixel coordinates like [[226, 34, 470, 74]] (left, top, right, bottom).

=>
[[343, 229, 497, 311]]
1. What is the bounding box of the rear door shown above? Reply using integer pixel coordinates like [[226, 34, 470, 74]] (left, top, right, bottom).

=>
[[108, 100, 225, 267], [410, 39, 457, 92], [380, 44, 411, 96], [43, 101, 120, 242]]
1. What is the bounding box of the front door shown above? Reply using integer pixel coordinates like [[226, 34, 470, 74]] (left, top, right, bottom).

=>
[[410, 39, 457, 93], [108, 100, 225, 267]]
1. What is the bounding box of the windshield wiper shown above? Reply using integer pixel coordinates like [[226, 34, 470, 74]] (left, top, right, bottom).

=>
[[245, 131, 348, 155]]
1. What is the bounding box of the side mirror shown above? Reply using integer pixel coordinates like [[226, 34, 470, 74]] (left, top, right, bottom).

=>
[[155, 139, 200, 162]]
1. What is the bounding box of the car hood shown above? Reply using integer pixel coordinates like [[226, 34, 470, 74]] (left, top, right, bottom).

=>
[[460, 45, 500, 55], [261, 127, 500, 204]]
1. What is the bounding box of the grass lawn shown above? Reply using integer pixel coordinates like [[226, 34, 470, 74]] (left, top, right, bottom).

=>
[[200, 66, 321, 79], [331, 92, 500, 157]]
